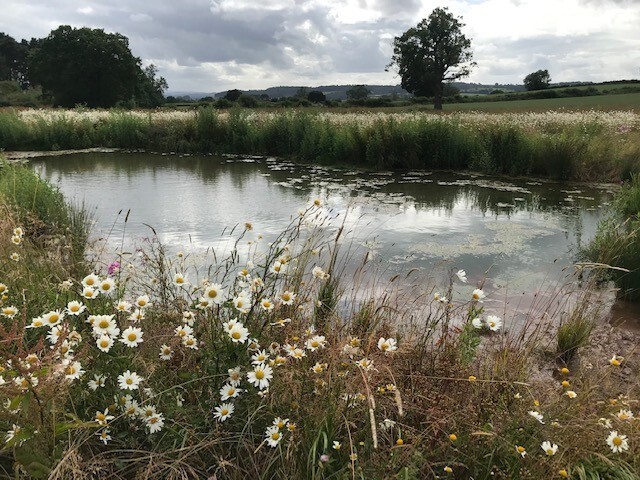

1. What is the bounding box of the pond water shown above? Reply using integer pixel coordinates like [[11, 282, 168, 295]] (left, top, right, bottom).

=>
[[30, 152, 631, 327]]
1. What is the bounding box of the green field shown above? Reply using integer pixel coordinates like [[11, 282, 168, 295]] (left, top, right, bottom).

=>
[[444, 92, 640, 112]]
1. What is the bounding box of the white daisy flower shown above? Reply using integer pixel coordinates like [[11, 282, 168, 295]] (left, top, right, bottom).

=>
[[228, 323, 250, 343], [118, 370, 143, 390], [247, 363, 273, 390], [219, 383, 242, 401], [203, 283, 225, 304], [472, 288, 486, 302], [528, 411, 545, 424], [96, 334, 114, 353], [606, 430, 629, 453], [120, 326, 144, 347], [486, 315, 502, 331], [159, 344, 174, 361], [377, 337, 397, 353], [541, 441, 558, 456], [265, 425, 282, 447], [305, 335, 327, 351], [213, 402, 234, 422], [456, 269, 468, 283], [65, 300, 86, 316]]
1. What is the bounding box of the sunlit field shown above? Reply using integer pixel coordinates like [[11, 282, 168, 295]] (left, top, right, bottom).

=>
[[0, 161, 639, 479]]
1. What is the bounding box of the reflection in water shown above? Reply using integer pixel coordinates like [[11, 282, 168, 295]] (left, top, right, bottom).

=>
[[31, 152, 626, 323]]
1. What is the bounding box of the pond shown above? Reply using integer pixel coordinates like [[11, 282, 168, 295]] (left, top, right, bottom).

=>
[[30, 152, 630, 327]]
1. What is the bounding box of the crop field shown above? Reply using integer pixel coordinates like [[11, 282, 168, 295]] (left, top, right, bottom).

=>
[[444, 92, 640, 113]]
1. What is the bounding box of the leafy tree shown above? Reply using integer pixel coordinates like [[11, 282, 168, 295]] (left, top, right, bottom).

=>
[[0, 33, 29, 85], [346, 85, 371, 100], [28, 26, 146, 108], [524, 69, 551, 91], [238, 94, 258, 107], [225, 89, 243, 101], [388, 7, 475, 110], [295, 87, 309, 99], [307, 90, 326, 103], [134, 64, 168, 108]]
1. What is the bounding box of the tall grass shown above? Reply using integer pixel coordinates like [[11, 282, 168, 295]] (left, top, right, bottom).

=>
[[1, 108, 639, 181], [583, 174, 640, 299]]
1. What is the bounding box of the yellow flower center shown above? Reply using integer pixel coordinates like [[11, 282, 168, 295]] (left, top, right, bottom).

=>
[[232, 332, 241, 339], [311, 341, 319, 348], [126, 378, 133, 385], [546, 449, 554, 455], [255, 370, 265, 380], [517, 446, 525, 453], [128, 333, 137, 341], [207, 290, 218, 298], [97, 413, 106, 421], [100, 340, 109, 348], [99, 320, 109, 328], [149, 417, 158, 424], [66, 366, 76, 375], [101, 282, 110, 290], [49, 314, 59, 323], [271, 432, 280, 440], [613, 437, 622, 446], [86, 279, 95, 285]]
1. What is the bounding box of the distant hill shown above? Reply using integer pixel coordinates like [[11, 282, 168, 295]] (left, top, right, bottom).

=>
[[167, 82, 528, 101], [167, 80, 639, 102]]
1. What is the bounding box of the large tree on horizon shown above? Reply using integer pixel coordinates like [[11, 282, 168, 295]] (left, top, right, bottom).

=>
[[388, 7, 475, 110], [29, 26, 166, 108]]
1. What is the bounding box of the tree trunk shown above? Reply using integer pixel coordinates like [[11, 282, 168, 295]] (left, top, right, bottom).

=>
[[433, 82, 443, 111]]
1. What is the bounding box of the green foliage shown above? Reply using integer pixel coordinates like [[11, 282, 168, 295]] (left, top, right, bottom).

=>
[[0, 33, 29, 84], [307, 90, 326, 103], [572, 458, 640, 480], [346, 85, 371, 100], [524, 69, 552, 91], [583, 174, 640, 300], [556, 311, 594, 363], [389, 7, 474, 109], [28, 26, 167, 108]]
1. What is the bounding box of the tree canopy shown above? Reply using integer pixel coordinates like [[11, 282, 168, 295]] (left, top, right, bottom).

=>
[[388, 7, 474, 110], [28, 26, 167, 108], [0, 33, 30, 86], [346, 85, 371, 100], [524, 69, 551, 91]]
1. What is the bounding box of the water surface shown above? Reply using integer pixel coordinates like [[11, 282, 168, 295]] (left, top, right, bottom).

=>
[[31, 152, 624, 324]]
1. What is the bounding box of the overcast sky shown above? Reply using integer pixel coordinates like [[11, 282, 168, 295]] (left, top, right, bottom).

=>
[[1, 0, 639, 93]]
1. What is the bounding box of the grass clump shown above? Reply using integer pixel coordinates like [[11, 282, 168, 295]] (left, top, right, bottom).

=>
[[583, 174, 640, 300]]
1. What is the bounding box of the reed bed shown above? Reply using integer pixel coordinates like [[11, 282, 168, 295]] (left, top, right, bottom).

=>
[[1, 108, 639, 181]]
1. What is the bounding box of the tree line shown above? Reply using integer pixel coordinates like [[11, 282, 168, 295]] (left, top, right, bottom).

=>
[[0, 26, 167, 108]]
